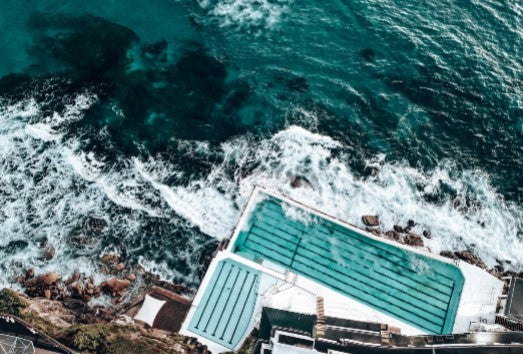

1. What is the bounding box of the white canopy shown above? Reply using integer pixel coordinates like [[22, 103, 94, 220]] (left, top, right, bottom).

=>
[[134, 294, 166, 327]]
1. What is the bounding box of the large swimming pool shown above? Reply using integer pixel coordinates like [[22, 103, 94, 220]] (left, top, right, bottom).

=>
[[233, 195, 464, 335]]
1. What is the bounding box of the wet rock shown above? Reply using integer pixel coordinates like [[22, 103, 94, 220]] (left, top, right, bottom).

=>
[[65, 272, 80, 286], [115, 263, 125, 271], [365, 227, 381, 236], [39, 238, 48, 248], [440, 250, 458, 260], [25, 268, 35, 280], [72, 283, 84, 297], [290, 175, 312, 189], [43, 247, 55, 261], [393, 225, 404, 233], [362, 215, 379, 227], [422, 230, 432, 239], [454, 250, 487, 269], [102, 278, 131, 297], [404, 233, 424, 247], [385, 230, 401, 242], [37, 272, 62, 286], [407, 219, 416, 227], [100, 253, 120, 265]]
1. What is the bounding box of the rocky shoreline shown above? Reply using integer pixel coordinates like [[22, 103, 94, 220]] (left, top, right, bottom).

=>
[[2, 208, 520, 353], [360, 214, 522, 289]]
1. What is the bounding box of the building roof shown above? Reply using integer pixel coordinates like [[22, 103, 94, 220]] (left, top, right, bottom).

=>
[[232, 196, 464, 334], [506, 277, 523, 319]]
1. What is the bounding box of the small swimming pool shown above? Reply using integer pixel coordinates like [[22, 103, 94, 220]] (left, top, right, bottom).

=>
[[187, 259, 260, 349]]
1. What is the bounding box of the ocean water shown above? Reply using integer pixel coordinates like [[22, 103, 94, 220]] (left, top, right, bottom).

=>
[[0, 0, 521, 291]]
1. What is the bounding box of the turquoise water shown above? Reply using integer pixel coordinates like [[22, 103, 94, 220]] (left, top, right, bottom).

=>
[[188, 258, 260, 349], [0, 1, 521, 289], [234, 196, 464, 334]]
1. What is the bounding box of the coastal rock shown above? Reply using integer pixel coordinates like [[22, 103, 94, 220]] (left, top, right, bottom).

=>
[[404, 233, 424, 247], [385, 230, 401, 242], [44, 289, 51, 300], [102, 278, 131, 296], [43, 247, 55, 261], [25, 268, 35, 279], [115, 263, 125, 271], [65, 272, 80, 286], [126, 274, 136, 282], [362, 215, 379, 227], [37, 272, 62, 286], [407, 219, 416, 227], [100, 253, 120, 265], [365, 227, 381, 236], [393, 225, 404, 233], [454, 250, 487, 269], [440, 251, 458, 260], [290, 175, 312, 189], [423, 230, 432, 239]]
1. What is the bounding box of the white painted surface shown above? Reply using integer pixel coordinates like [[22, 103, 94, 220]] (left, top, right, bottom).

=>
[[133, 294, 166, 327]]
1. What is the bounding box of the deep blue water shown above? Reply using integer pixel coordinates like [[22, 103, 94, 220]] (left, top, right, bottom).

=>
[[0, 0, 521, 290]]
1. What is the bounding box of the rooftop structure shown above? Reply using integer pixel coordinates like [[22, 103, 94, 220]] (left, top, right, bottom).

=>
[[180, 187, 505, 353]]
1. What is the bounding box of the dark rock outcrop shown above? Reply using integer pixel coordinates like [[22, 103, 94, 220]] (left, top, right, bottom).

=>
[[365, 227, 381, 236], [385, 230, 402, 242], [404, 233, 424, 247], [290, 175, 312, 189], [362, 215, 379, 227], [454, 250, 487, 269], [393, 225, 404, 233]]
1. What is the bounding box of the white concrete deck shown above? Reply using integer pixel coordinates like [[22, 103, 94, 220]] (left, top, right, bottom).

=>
[[180, 186, 505, 353]]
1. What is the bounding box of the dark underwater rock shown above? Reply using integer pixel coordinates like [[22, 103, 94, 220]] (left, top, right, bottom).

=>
[[287, 77, 309, 92], [360, 48, 375, 62]]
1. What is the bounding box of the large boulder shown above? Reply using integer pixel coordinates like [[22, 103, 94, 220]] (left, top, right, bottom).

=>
[[454, 250, 487, 269], [102, 278, 130, 296], [385, 230, 401, 242], [404, 233, 424, 247], [393, 225, 404, 233], [37, 272, 62, 286], [362, 215, 379, 227], [290, 175, 312, 189]]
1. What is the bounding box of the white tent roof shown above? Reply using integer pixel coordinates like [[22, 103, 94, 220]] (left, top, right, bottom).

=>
[[134, 294, 166, 327]]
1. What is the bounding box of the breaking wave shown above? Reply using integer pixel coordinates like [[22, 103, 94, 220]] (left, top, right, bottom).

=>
[[197, 0, 291, 31], [0, 93, 521, 291]]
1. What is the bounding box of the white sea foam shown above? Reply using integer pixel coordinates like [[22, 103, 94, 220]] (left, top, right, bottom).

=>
[[180, 126, 522, 270], [0, 95, 521, 291], [198, 0, 291, 31]]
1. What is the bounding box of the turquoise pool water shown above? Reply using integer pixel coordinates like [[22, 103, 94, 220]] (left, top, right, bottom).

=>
[[188, 259, 260, 349], [233, 196, 464, 334]]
